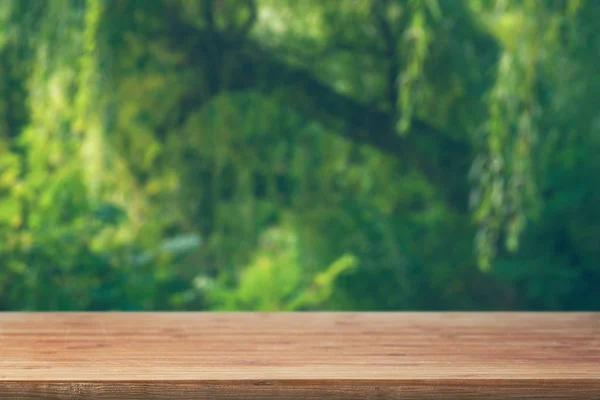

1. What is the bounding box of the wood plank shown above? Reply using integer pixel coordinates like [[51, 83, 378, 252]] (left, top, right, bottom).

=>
[[0, 312, 598, 399]]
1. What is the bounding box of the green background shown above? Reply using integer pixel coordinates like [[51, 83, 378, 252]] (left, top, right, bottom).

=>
[[0, 0, 598, 311]]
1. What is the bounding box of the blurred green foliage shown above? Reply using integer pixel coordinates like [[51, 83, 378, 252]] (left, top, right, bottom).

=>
[[0, 0, 598, 310]]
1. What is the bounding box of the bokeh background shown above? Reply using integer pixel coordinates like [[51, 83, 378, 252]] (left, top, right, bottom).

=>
[[0, 0, 598, 311]]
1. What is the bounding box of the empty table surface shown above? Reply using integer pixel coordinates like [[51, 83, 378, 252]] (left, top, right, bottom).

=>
[[0, 312, 599, 398]]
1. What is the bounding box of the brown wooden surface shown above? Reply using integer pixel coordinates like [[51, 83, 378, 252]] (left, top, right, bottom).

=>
[[0, 312, 598, 399]]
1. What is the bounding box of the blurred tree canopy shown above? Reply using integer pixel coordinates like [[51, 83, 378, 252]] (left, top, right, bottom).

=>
[[0, 0, 598, 310]]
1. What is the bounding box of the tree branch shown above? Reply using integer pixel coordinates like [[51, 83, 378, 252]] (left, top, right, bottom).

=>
[[162, 9, 472, 211], [228, 45, 472, 211]]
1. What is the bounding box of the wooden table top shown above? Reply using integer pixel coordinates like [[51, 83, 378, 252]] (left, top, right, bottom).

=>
[[0, 312, 598, 399]]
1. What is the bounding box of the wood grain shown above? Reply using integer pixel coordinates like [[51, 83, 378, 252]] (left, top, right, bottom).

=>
[[0, 312, 598, 399]]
